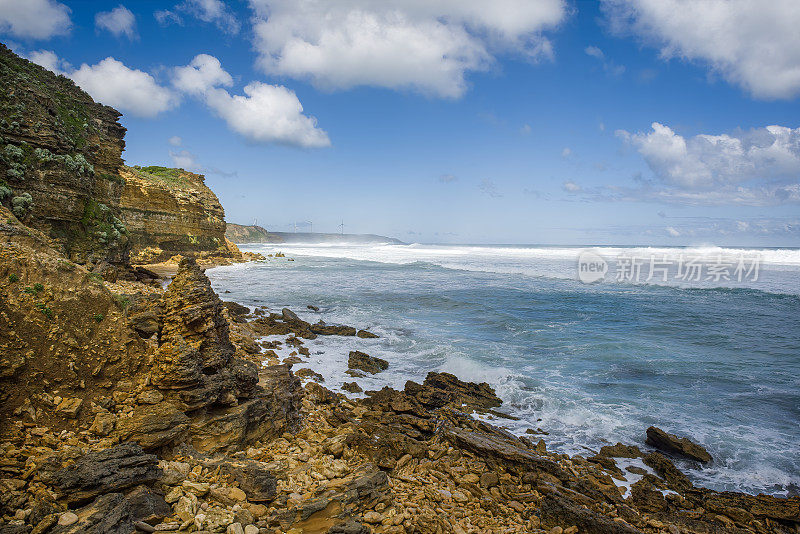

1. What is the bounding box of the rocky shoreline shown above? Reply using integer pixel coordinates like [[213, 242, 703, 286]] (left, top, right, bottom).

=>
[[1, 249, 798, 534]]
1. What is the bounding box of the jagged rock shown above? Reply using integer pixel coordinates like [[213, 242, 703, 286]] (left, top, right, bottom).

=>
[[311, 324, 357, 336], [281, 308, 301, 322], [38, 442, 161, 505], [152, 257, 237, 390], [223, 301, 250, 317], [342, 382, 363, 393], [348, 351, 388, 375], [356, 330, 378, 339], [217, 460, 277, 502], [48, 490, 166, 534], [641, 452, 692, 492], [598, 443, 643, 458], [116, 402, 190, 450], [296, 368, 325, 382], [328, 520, 371, 533], [645, 426, 712, 463], [539, 493, 643, 534], [307, 305, 320, 312], [444, 422, 562, 477], [123, 486, 170, 525], [89, 411, 116, 437], [405, 372, 502, 411]]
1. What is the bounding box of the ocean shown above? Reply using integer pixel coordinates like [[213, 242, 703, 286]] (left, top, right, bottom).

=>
[[206, 243, 800, 497]]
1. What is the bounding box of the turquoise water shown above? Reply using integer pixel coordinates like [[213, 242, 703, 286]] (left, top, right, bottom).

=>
[[207, 243, 800, 496]]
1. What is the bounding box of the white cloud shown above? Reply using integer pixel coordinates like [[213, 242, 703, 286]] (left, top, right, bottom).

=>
[[95, 5, 137, 40], [172, 53, 233, 95], [618, 122, 800, 190], [27, 49, 69, 75], [248, 0, 566, 98], [585, 45, 604, 59], [155, 10, 182, 26], [665, 226, 680, 237], [204, 83, 330, 148], [602, 0, 800, 99], [0, 0, 71, 39], [563, 181, 581, 192], [173, 54, 330, 148], [71, 58, 178, 118], [170, 149, 201, 171], [584, 44, 625, 76], [561, 147, 572, 158], [168, 136, 183, 146], [181, 0, 239, 34], [439, 174, 458, 183], [520, 123, 532, 135]]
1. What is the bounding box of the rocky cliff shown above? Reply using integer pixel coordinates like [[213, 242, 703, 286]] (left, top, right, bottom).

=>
[[0, 43, 129, 265], [225, 223, 283, 244], [119, 165, 241, 264]]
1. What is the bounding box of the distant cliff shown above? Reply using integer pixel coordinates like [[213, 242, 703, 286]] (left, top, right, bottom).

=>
[[225, 223, 284, 243], [120, 165, 241, 264], [0, 43, 129, 265]]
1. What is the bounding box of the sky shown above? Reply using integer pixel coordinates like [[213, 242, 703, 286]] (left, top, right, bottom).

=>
[[1, 0, 799, 246]]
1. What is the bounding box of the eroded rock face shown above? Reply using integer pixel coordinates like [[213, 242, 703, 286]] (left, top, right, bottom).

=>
[[0, 44, 129, 265], [404, 372, 503, 412], [645, 426, 713, 463], [153, 257, 239, 391], [119, 166, 241, 264]]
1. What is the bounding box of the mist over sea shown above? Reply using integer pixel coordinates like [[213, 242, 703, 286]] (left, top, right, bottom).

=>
[[207, 243, 800, 497]]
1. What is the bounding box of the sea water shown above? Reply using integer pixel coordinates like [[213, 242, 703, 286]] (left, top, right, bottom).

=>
[[206, 243, 800, 497]]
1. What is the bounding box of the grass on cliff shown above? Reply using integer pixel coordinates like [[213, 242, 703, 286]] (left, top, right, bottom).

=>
[[131, 165, 195, 188]]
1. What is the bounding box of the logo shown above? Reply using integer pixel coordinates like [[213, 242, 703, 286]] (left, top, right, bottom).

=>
[[577, 250, 608, 283]]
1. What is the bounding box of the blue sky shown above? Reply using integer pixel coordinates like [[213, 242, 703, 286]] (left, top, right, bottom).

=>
[[2, 0, 799, 245]]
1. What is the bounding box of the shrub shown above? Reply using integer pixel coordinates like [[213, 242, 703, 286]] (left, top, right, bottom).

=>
[[8, 273, 19, 283], [11, 193, 33, 219], [93, 313, 104, 323]]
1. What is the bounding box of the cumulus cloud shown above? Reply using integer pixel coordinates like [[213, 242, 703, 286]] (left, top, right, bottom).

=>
[[563, 181, 581, 192], [602, 0, 800, 99], [248, 0, 566, 97], [618, 122, 800, 189], [172, 54, 233, 95], [71, 58, 177, 118], [204, 83, 330, 148], [181, 0, 239, 33], [173, 54, 330, 148], [0, 0, 71, 39], [95, 5, 137, 40], [27, 49, 69, 75], [168, 136, 183, 146], [169, 149, 201, 171]]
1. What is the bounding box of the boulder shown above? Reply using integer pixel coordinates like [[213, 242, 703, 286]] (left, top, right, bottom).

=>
[[38, 442, 161, 505], [645, 426, 712, 463], [356, 330, 378, 339], [342, 382, 363, 394], [115, 402, 190, 450], [348, 351, 388, 375], [218, 460, 278, 502], [539, 493, 644, 534], [405, 372, 502, 412]]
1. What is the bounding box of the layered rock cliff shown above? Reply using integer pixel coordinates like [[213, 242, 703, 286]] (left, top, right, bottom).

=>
[[119, 165, 241, 264], [0, 43, 129, 265], [225, 223, 283, 244]]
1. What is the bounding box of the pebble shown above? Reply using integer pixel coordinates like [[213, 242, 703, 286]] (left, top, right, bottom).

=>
[[244, 526, 259, 534], [227, 523, 245, 534], [58, 512, 78, 526]]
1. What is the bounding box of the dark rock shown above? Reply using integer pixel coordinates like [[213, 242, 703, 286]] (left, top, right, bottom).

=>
[[641, 452, 692, 492], [405, 372, 501, 412], [115, 402, 190, 450], [327, 520, 371, 533], [444, 423, 562, 477], [342, 382, 363, 393], [218, 460, 277, 502], [124, 485, 170, 525], [645, 426, 712, 463], [281, 308, 301, 322], [50, 493, 133, 534], [223, 301, 250, 317], [311, 323, 357, 336], [348, 351, 388, 375], [307, 305, 320, 312], [295, 368, 324, 382], [38, 442, 160, 505], [356, 330, 378, 339], [539, 493, 644, 533]]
